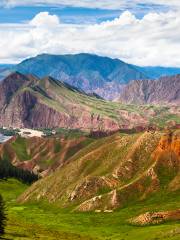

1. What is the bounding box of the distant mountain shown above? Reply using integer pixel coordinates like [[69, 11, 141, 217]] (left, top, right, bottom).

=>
[[0, 72, 178, 130], [0, 64, 13, 81], [138, 66, 180, 79], [118, 75, 180, 105], [1, 54, 180, 100], [11, 53, 147, 99]]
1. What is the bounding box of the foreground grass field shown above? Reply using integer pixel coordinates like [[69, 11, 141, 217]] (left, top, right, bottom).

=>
[[0, 179, 179, 240]]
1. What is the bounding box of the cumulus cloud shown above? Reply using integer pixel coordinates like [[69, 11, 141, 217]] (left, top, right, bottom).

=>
[[0, 10, 180, 67], [1, 0, 180, 10], [29, 12, 60, 28]]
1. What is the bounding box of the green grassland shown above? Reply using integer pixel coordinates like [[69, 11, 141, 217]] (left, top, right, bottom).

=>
[[0, 179, 179, 240], [11, 137, 31, 161]]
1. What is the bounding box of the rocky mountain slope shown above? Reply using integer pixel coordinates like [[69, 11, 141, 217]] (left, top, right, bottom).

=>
[[0, 72, 119, 131], [19, 130, 180, 213], [118, 75, 180, 105], [1, 72, 179, 130], [0, 135, 94, 177]]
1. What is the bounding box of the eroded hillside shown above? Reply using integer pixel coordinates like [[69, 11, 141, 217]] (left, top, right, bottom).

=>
[[118, 75, 180, 105], [0, 135, 93, 177], [19, 130, 180, 212]]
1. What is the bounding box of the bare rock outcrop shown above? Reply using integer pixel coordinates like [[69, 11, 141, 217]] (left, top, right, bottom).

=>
[[129, 209, 180, 225]]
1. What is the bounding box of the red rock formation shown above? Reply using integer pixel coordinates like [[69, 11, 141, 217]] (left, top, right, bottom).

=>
[[118, 75, 180, 105], [129, 209, 180, 225]]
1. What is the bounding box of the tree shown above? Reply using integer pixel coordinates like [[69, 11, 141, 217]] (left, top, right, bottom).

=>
[[0, 156, 39, 185], [0, 194, 6, 236]]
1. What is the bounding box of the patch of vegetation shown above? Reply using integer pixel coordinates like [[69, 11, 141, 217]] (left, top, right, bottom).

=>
[[39, 127, 88, 138], [143, 176, 152, 188], [0, 127, 19, 136], [40, 149, 48, 157], [97, 186, 112, 195], [40, 158, 54, 168], [65, 138, 94, 160], [41, 128, 53, 137], [11, 137, 31, 161], [150, 113, 180, 127], [0, 194, 6, 237], [55, 128, 88, 139], [54, 141, 61, 153], [156, 164, 178, 187]]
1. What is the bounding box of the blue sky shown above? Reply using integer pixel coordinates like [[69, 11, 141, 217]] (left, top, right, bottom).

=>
[[0, 1, 170, 24], [0, 6, 123, 24], [0, 1, 180, 66]]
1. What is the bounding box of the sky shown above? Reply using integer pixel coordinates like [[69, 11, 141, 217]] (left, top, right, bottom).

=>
[[0, 0, 180, 66]]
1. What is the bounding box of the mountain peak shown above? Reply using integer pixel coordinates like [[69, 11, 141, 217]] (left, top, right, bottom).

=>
[[13, 53, 147, 99]]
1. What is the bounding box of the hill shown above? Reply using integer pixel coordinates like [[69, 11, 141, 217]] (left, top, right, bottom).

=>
[[0, 135, 94, 177], [19, 130, 180, 213], [0, 130, 179, 239], [118, 75, 180, 105], [1, 72, 179, 130]]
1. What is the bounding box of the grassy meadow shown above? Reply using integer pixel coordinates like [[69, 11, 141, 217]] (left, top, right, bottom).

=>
[[0, 179, 179, 240]]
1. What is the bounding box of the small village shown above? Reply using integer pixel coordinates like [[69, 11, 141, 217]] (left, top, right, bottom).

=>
[[0, 127, 55, 143]]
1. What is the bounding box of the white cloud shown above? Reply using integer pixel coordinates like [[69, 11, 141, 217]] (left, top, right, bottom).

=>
[[0, 10, 180, 67], [1, 0, 180, 10], [30, 12, 60, 28]]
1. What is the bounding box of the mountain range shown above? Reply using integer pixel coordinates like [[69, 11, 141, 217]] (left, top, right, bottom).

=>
[[12, 53, 147, 100], [1, 53, 180, 100], [135, 66, 180, 79], [118, 75, 180, 105], [0, 72, 179, 130], [0, 55, 180, 239]]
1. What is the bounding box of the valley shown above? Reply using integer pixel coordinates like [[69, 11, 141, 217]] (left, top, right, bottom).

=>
[[0, 128, 179, 239]]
